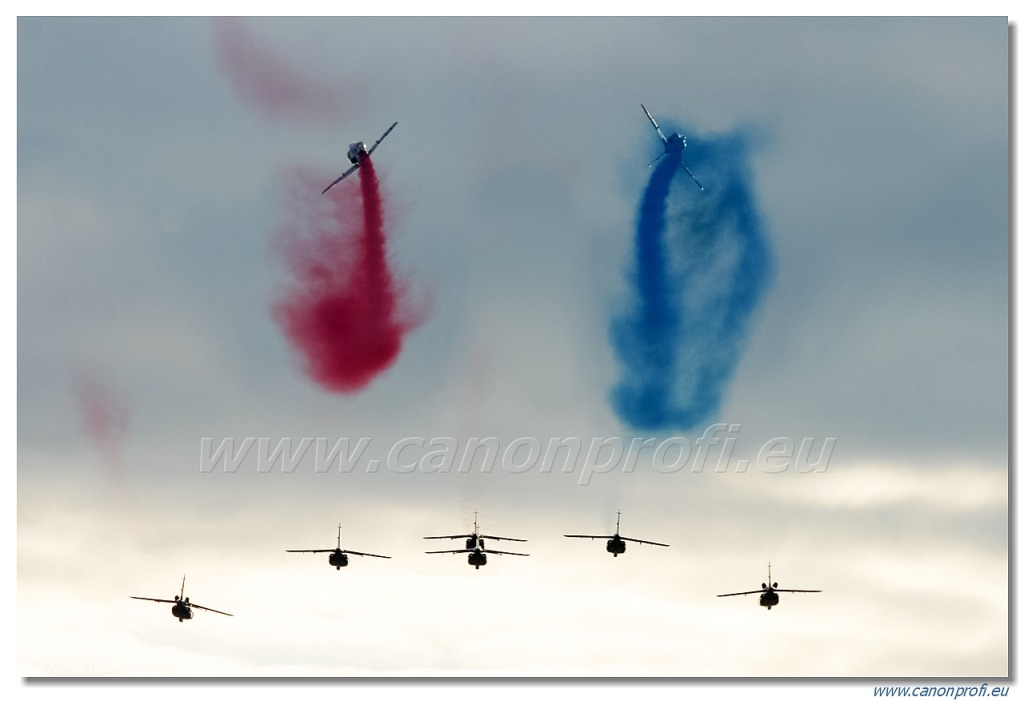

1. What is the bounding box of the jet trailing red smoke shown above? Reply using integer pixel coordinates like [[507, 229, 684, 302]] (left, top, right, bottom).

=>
[[273, 158, 418, 392], [212, 17, 347, 123]]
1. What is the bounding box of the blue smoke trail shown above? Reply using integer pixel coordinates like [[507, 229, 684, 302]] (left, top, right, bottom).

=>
[[610, 128, 772, 432]]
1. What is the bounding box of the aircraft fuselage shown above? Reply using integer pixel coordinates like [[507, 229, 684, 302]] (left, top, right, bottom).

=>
[[347, 141, 369, 164], [606, 537, 626, 556], [329, 549, 350, 569], [171, 601, 194, 621], [759, 590, 780, 610], [665, 133, 686, 154], [468, 549, 487, 569]]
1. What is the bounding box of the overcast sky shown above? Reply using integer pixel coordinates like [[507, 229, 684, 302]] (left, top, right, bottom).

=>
[[15, 14, 1011, 688]]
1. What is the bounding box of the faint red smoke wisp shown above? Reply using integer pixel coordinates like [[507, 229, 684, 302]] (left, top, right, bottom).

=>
[[273, 159, 419, 392], [71, 371, 129, 470], [211, 17, 346, 123]]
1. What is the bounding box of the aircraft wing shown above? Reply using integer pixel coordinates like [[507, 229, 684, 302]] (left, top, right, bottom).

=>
[[641, 104, 669, 144], [342, 550, 391, 559], [423, 534, 473, 540], [479, 533, 527, 542], [130, 596, 176, 604], [620, 536, 670, 547], [321, 163, 360, 194], [716, 590, 763, 597], [563, 534, 611, 539], [774, 588, 822, 593], [190, 602, 234, 616], [366, 121, 398, 157], [285, 549, 334, 553], [486, 549, 529, 557], [425, 548, 472, 554], [682, 164, 705, 191]]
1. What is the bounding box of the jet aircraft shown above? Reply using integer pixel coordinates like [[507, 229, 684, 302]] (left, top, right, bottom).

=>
[[424, 512, 528, 569], [641, 103, 704, 190], [286, 524, 391, 570], [130, 575, 233, 622], [563, 510, 670, 557], [717, 563, 821, 610], [321, 121, 398, 194]]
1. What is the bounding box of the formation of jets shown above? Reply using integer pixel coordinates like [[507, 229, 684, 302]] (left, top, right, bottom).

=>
[[318, 106, 703, 196], [131, 107, 809, 625], [131, 513, 820, 622]]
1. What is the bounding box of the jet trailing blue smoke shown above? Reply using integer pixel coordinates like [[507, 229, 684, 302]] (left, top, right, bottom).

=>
[[610, 128, 772, 432]]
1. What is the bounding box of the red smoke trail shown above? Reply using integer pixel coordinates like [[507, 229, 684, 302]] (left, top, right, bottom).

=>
[[211, 17, 347, 122], [274, 158, 415, 392], [71, 370, 129, 471]]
